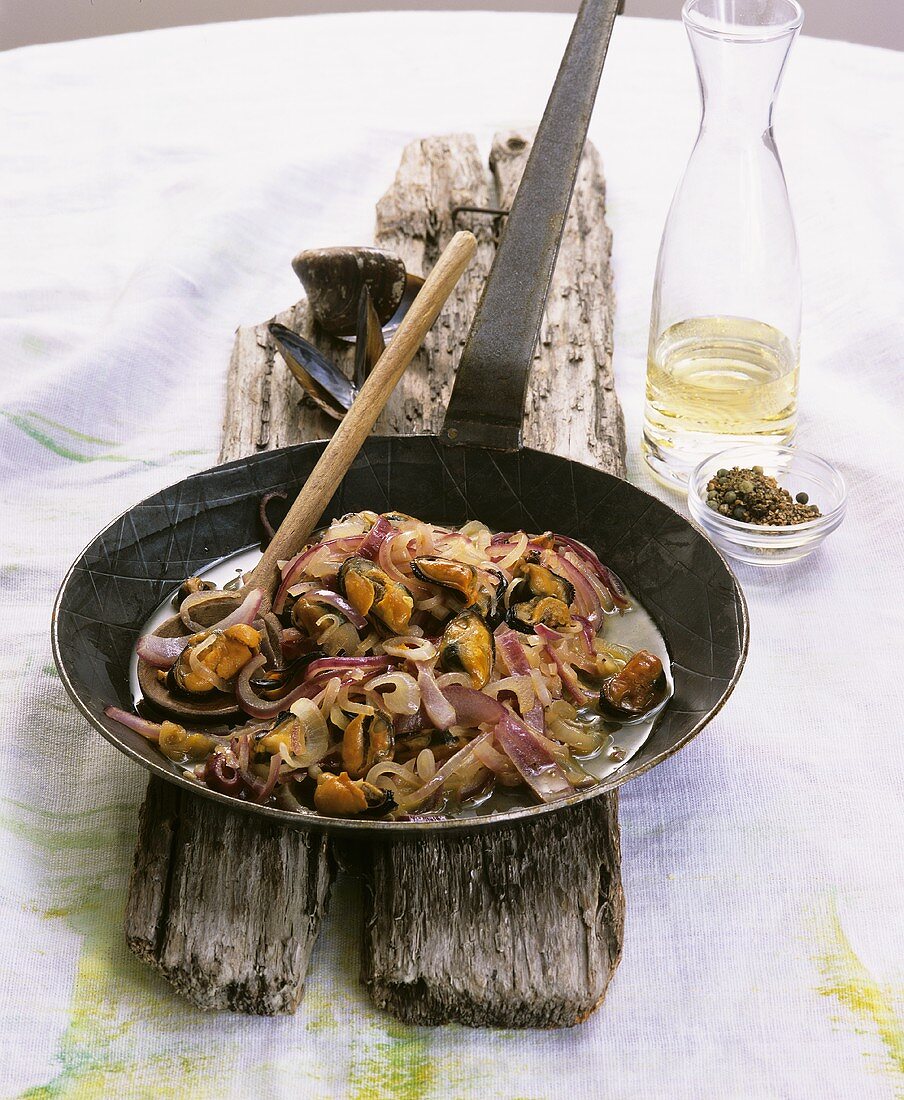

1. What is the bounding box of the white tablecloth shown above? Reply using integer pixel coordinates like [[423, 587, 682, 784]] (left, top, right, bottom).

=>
[[1, 12, 902, 1099]]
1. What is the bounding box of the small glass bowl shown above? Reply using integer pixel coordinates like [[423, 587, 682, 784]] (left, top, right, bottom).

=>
[[688, 446, 846, 567]]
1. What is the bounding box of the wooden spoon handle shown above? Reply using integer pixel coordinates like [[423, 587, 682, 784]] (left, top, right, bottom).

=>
[[247, 230, 478, 595]]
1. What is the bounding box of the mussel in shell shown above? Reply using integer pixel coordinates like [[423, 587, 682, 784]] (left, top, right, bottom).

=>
[[411, 556, 487, 609], [599, 650, 668, 721], [291, 594, 360, 656], [314, 771, 395, 816], [136, 615, 242, 722], [341, 710, 394, 778], [338, 556, 413, 635], [167, 625, 261, 697], [292, 247, 408, 339], [438, 609, 495, 690], [507, 559, 575, 632]]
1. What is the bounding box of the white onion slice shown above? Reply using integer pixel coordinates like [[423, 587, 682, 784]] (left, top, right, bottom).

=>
[[380, 636, 437, 662], [364, 671, 421, 716]]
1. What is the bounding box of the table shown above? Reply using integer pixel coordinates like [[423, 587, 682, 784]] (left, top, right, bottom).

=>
[[1, 12, 902, 1099]]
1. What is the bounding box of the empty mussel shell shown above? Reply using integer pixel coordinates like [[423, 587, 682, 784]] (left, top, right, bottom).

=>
[[269, 322, 357, 420], [292, 247, 408, 339]]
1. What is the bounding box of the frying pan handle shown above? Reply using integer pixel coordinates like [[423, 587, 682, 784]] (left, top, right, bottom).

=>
[[441, 0, 620, 452]]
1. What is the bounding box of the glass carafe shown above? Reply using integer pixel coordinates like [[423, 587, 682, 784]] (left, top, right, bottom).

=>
[[643, 0, 803, 487]]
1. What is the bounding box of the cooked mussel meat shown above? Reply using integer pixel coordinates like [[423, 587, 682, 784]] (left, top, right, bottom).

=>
[[341, 709, 394, 778], [410, 556, 492, 611], [157, 721, 217, 763], [167, 625, 261, 696], [507, 560, 575, 632], [313, 770, 395, 816], [292, 247, 408, 339], [338, 556, 413, 634], [438, 609, 494, 690], [599, 650, 668, 721]]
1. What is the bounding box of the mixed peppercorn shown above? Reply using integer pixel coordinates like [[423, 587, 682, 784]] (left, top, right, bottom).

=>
[[705, 466, 821, 526]]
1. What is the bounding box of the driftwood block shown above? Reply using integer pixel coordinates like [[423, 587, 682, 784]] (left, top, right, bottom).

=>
[[363, 795, 624, 1028], [127, 131, 626, 1025], [125, 777, 333, 1014]]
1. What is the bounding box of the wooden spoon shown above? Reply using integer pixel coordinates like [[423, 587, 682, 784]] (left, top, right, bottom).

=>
[[246, 229, 477, 597]]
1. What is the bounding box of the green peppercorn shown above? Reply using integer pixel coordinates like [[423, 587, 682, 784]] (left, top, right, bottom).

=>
[[724, 490, 737, 504], [716, 468, 729, 478], [732, 506, 747, 521], [752, 465, 764, 474], [707, 499, 718, 511], [795, 491, 809, 504]]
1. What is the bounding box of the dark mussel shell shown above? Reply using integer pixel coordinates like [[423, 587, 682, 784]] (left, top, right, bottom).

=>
[[411, 556, 504, 621], [599, 650, 669, 723], [292, 247, 407, 338], [269, 323, 357, 421], [353, 285, 386, 388]]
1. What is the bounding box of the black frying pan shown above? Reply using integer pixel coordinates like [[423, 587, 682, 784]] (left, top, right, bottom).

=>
[[52, 0, 748, 834]]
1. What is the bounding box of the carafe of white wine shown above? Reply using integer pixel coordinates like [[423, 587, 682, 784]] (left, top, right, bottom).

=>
[[643, 0, 803, 487]]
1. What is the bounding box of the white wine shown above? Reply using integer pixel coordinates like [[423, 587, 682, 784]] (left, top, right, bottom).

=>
[[643, 316, 799, 485]]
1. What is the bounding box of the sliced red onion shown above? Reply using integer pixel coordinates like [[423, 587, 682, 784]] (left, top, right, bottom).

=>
[[417, 666, 456, 731], [135, 633, 190, 670], [359, 515, 393, 559], [377, 530, 432, 598], [204, 751, 244, 796], [252, 753, 282, 804], [551, 535, 630, 610], [303, 654, 394, 681], [274, 536, 364, 613], [524, 702, 545, 736], [494, 626, 531, 676], [535, 624, 595, 706], [399, 730, 493, 811], [551, 553, 601, 624], [304, 588, 367, 629], [441, 684, 505, 727], [236, 654, 324, 719], [104, 706, 161, 742], [573, 615, 596, 654], [493, 712, 572, 803], [213, 587, 265, 630], [471, 738, 518, 778]]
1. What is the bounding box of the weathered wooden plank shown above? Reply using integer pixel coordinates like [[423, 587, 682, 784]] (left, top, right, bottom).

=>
[[126, 779, 333, 1014], [127, 132, 626, 1025], [363, 794, 624, 1028]]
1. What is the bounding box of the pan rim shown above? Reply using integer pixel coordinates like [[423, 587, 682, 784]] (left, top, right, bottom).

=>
[[51, 436, 749, 836]]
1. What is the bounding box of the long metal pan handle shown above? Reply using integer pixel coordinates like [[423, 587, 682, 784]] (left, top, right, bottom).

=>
[[441, 0, 620, 452]]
